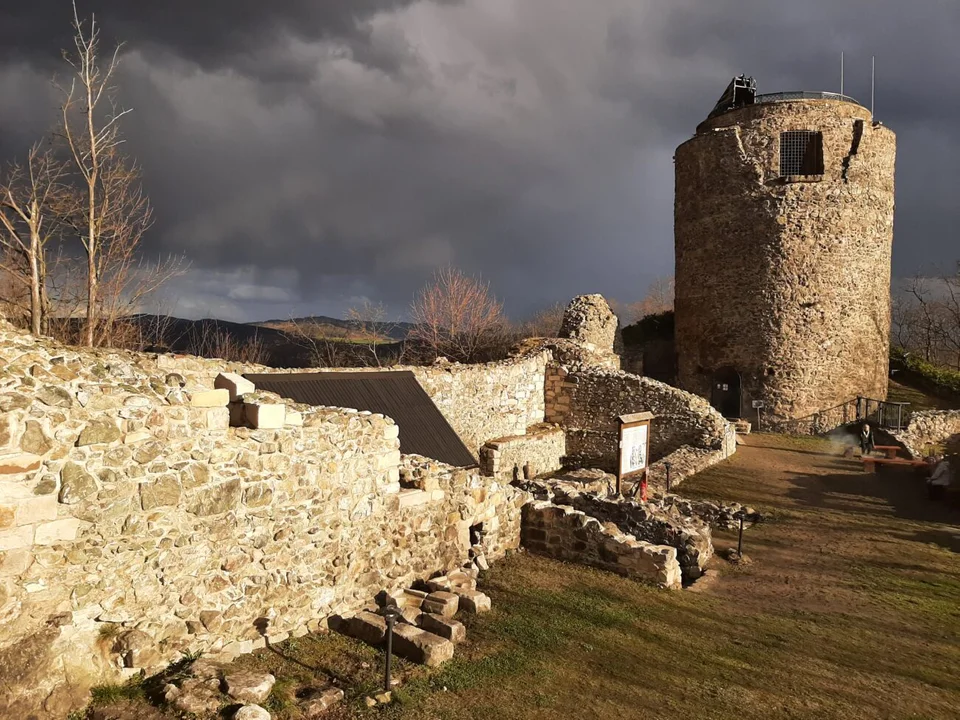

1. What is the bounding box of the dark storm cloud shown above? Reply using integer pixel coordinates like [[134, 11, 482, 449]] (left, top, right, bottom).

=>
[[0, 0, 957, 322]]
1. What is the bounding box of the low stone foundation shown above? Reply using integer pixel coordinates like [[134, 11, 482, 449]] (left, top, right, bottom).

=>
[[521, 501, 682, 589], [523, 481, 713, 582], [479, 424, 565, 481]]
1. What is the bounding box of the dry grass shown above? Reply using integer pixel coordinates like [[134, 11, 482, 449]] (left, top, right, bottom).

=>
[[82, 435, 960, 720]]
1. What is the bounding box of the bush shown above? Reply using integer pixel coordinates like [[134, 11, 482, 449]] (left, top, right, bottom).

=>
[[891, 346, 960, 398]]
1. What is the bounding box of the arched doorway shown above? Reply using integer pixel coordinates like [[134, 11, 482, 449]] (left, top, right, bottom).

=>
[[710, 367, 742, 419]]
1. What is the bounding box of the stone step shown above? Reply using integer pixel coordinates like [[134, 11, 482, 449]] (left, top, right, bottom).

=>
[[333, 611, 387, 646], [421, 591, 459, 617], [417, 612, 466, 643], [452, 588, 492, 613], [390, 624, 455, 667]]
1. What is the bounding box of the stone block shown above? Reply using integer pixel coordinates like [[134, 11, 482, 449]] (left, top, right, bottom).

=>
[[0, 414, 20, 452], [34, 518, 88, 545], [425, 576, 451, 593], [421, 591, 459, 618], [0, 548, 34, 576], [245, 403, 286, 430], [338, 611, 387, 646], [0, 453, 42, 475], [224, 671, 276, 704], [453, 588, 491, 613], [77, 419, 122, 446], [189, 479, 241, 516], [140, 475, 182, 510], [234, 706, 271, 720], [284, 410, 303, 427], [397, 489, 430, 509], [418, 613, 466, 643], [215, 373, 256, 402], [13, 495, 58, 525], [124, 430, 153, 445], [299, 687, 344, 716], [0, 525, 34, 551], [188, 389, 229, 408], [390, 624, 455, 667]]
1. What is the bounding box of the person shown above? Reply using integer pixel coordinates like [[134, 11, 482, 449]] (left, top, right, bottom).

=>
[[859, 423, 875, 456], [928, 457, 952, 501]]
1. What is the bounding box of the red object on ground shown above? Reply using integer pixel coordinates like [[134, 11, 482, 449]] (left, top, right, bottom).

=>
[[641, 476, 648, 503]]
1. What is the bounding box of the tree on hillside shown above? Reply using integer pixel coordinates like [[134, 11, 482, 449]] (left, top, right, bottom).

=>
[[0, 144, 70, 335], [410, 267, 506, 363]]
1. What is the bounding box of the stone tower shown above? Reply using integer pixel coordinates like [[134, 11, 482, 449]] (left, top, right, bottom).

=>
[[674, 78, 896, 423]]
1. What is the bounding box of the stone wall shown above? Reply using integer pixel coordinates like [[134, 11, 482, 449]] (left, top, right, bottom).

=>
[[545, 365, 735, 471], [892, 410, 960, 458], [149, 352, 550, 461], [675, 99, 896, 423], [478, 424, 565, 481], [409, 356, 548, 457], [521, 501, 681, 589], [0, 323, 525, 718]]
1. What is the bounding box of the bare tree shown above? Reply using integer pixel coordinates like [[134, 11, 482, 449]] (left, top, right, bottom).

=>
[[286, 316, 349, 368], [57, 3, 156, 346], [0, 145, 70, 335], [625, 276, 675, 324], [186, 322, 268, 364], [516, 301, 566, 339], [410, 267, 506, 363], [939, 264, 960, 369], [346, 299, 408, 367]]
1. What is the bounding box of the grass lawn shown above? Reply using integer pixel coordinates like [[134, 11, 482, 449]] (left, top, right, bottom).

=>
[[887, 379, 960, 413], [82, 435, 960, 720]]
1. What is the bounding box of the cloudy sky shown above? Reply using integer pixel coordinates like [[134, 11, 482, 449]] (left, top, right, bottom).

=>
[[1, 1, 957, 323]]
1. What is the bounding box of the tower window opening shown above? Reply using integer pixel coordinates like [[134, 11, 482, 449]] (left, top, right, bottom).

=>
[[780, 130, 824, 176]]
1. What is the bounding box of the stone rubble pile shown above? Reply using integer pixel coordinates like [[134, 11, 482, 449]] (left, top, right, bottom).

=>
[[160, 658, 344, 718], [651, 495, 762, 531]]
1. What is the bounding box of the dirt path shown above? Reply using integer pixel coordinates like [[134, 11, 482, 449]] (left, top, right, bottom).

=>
[[684, 433, 960, 619]]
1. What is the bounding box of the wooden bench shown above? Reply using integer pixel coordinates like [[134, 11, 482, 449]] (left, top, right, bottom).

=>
[[861, 456, 932, 474], [873, 445, 901, 460]]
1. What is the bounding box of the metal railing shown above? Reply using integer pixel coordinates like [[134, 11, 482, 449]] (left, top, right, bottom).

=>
[[753, 90, 865, 107], [765, 395, 910, 436]]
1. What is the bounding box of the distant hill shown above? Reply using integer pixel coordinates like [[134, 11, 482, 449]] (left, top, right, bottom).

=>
[[127, 314, 410, 368], [255, 316, 417, 342]]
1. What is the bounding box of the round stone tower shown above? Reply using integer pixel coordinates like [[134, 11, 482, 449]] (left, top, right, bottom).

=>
[[674, 81, 896, 423]]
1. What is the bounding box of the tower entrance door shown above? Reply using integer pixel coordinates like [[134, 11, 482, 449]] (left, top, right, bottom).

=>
[[710, 368, 742, 419]]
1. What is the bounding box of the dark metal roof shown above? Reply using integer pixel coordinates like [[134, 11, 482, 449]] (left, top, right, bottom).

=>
[[243, 370, 478, 468]]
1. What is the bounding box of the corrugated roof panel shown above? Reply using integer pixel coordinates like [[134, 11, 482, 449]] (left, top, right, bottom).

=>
[[243, 370, 478, 468]]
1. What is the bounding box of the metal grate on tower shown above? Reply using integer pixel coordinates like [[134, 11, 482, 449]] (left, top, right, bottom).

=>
[[779, 130, 824, 176]]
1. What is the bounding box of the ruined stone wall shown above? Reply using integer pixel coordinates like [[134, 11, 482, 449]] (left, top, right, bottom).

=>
[[892, 410, 960, 458], [675, 99, 896, 422], [545, 365, 734, 471], [478, 424, 565, 481], [148, 352, 550, 461], [0, 323, 524, 718], [521, 501, 681, 589]]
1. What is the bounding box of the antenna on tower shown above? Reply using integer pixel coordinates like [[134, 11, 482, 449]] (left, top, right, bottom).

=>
[[871, 55, 876, 117], [841, 51, 845, 97]]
